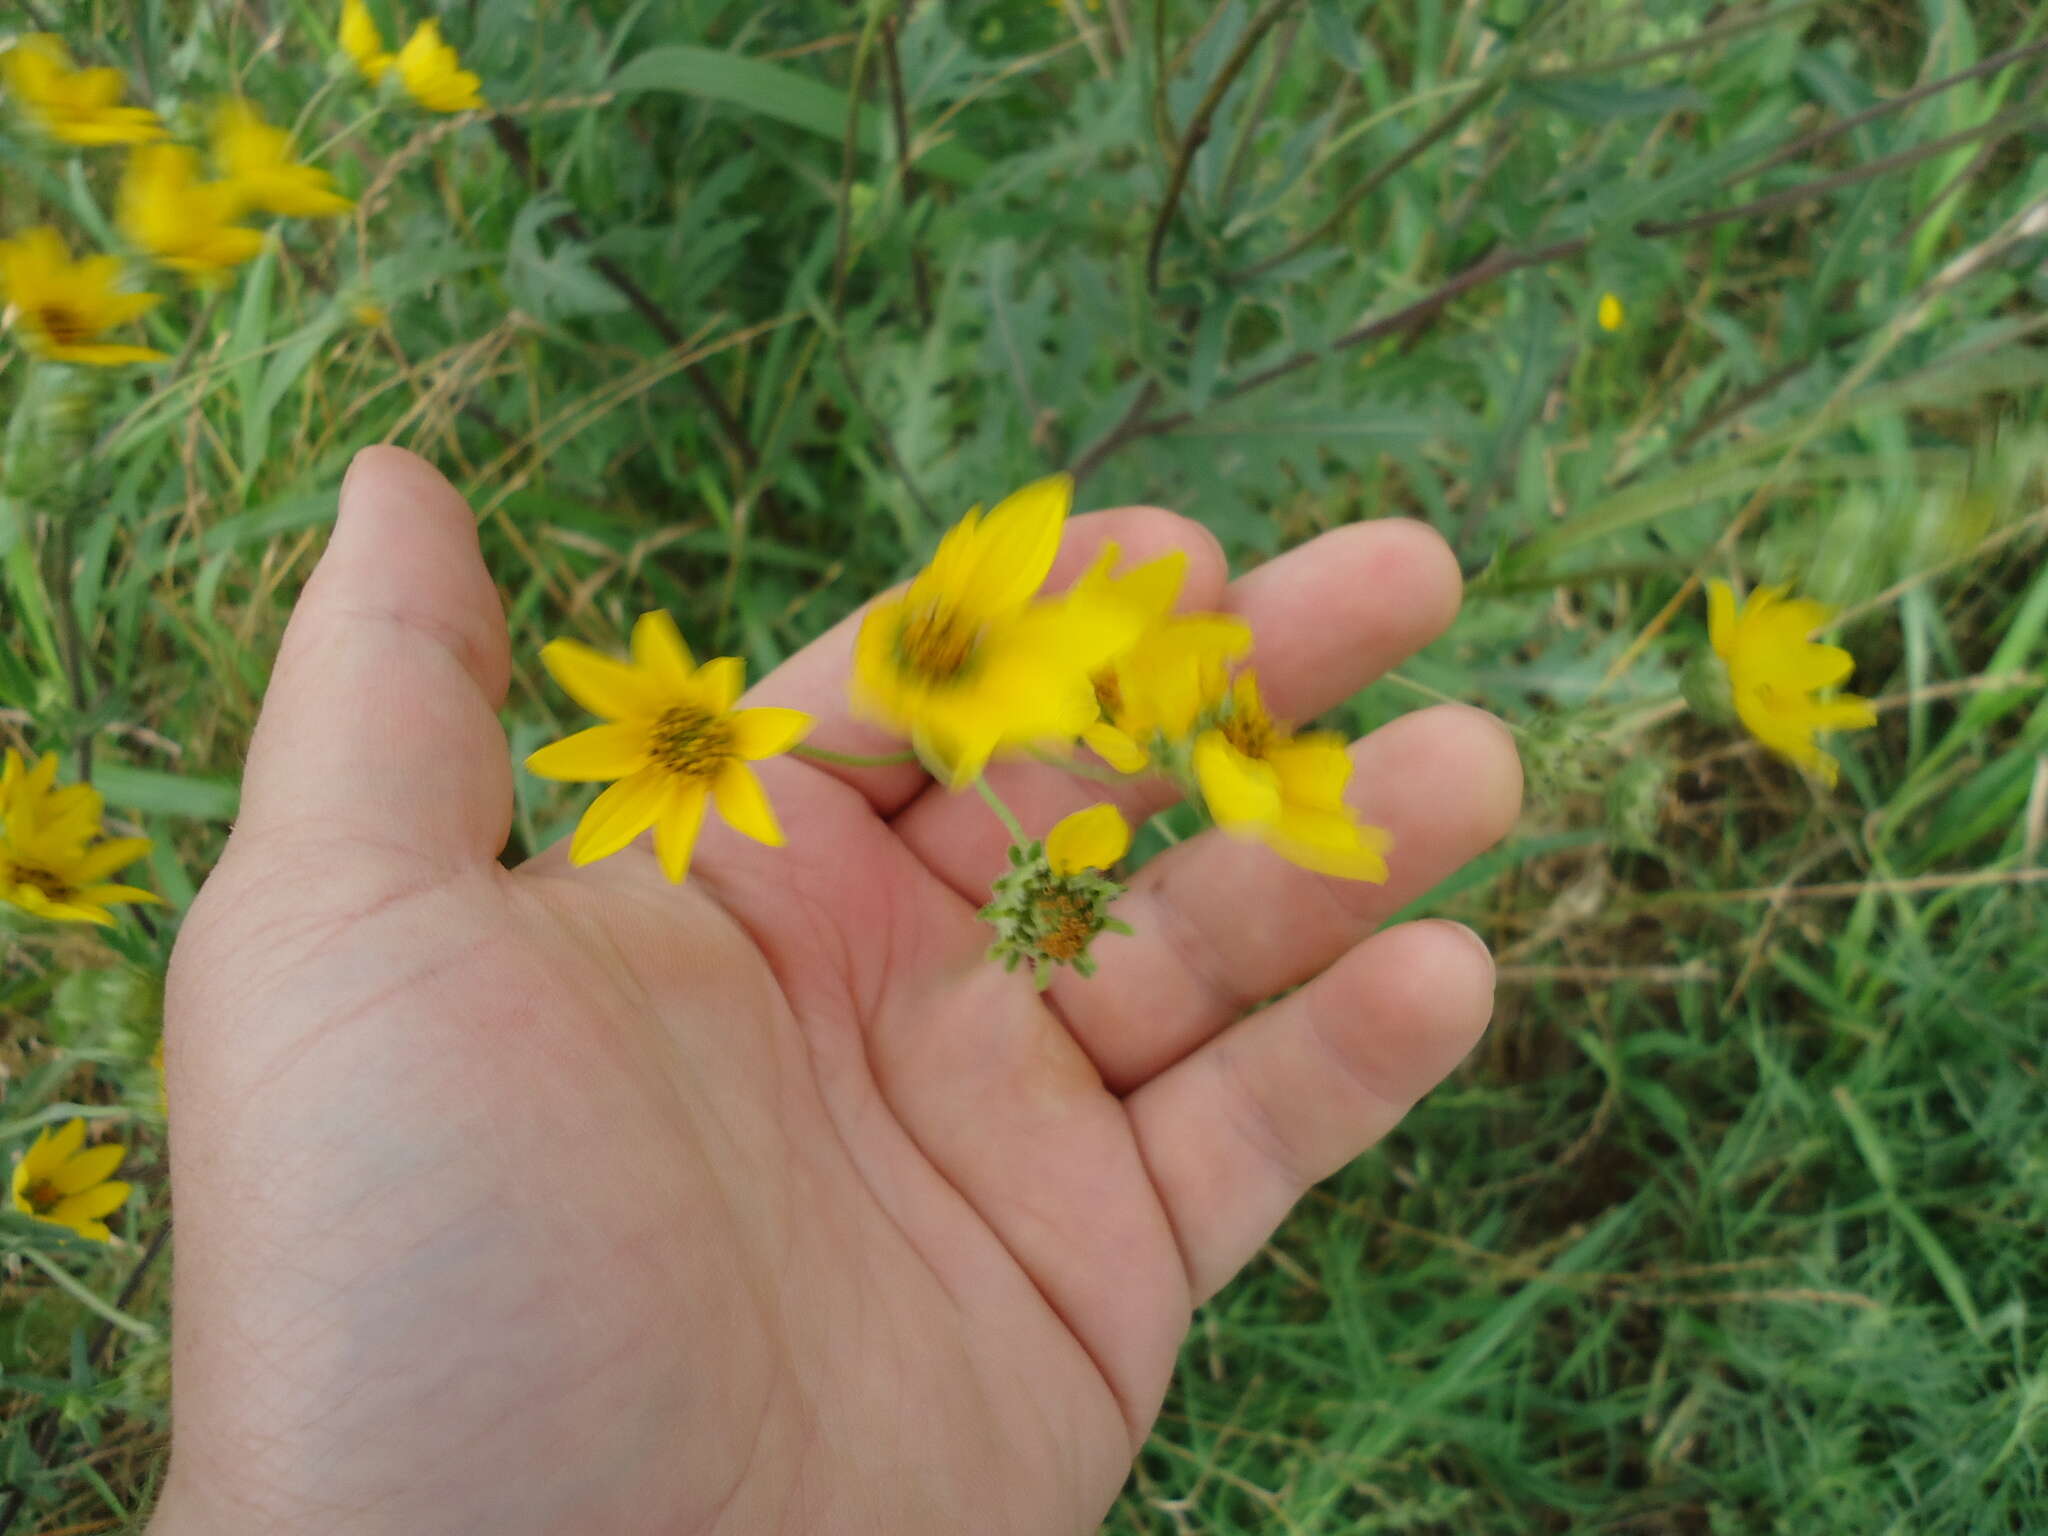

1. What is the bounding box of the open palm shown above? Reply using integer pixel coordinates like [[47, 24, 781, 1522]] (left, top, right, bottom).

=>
[[155, 449, 1520, 1535]]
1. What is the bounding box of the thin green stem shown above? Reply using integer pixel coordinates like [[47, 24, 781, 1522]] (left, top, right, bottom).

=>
[[793, 743, 920, 769], [973, 775, 1030, 844], [19, 1247, 158, 1341]]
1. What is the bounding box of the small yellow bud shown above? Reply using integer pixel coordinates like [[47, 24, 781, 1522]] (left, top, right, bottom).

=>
[[1597, 292, 1625, 332]]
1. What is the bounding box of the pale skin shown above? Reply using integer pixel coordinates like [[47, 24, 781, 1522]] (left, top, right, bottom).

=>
[[151, 448, 1522, 1535]]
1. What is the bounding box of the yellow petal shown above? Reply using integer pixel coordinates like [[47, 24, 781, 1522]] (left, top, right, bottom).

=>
[[1193, 732, 1282, 829], [1083, 720, 1150, 774], [688, 657, 745, 713], [50, 1180, 130, 1223], [1805, 695, 1878, 731], [1266, 734, 1354, 811], [569, 767, 668, 864], [525, 723, 650, 782], [947, 475, 1072, 619], [51, 1141, 125, 1195], [1707, 580, 1737, 660], [1778, 641, 1856, 692], [19, 1121, 75, 1183], [72, 837, 152, 884], [712, 762, 784, 846], [1271, 820, 1392, 882], [727, 707, 813, 760], [630, 611, 695, 692], [653, 781, 709, 882], [539, 638, 663, 721], [1046, 803, 1130, 874], [73, 884, 163, 910]]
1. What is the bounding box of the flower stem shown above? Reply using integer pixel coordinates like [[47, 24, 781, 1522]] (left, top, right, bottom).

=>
[[973, 775, 1030, 844], [20, 1246, 157, 1341], [792, 744, 920, 768]]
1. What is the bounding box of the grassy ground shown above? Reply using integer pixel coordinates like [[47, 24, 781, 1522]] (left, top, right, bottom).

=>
[[4, 0, 2047, 1530]]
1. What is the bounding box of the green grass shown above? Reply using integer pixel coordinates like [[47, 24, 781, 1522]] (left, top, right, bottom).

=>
[[4, 0, 2047, 1530]]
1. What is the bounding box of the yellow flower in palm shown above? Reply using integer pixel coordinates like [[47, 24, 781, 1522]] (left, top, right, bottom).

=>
[[395, 20, 485, 113], [1071, 545, 1251, 773], [212, 99, 353, 217], [1045, 803, 1130, 875], [852, 475, 1143, 786], [11, 1118, 131, 1242], [0, 227, 164, 366], [340, 0, 396, 83], [1191, 672, 1391, 882], [118, 144, 264, 280], [0, 750, 161, 926], [1, 34, 163, 146], [1708, 581, 1876, 786], [527, 612, 812, 882]]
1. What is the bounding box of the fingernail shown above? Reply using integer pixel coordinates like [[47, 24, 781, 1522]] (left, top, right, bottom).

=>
[[1439, 920, 1495, 982]]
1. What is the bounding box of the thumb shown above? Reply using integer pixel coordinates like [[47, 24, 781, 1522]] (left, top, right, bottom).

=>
[[230, 446, 512, 872]]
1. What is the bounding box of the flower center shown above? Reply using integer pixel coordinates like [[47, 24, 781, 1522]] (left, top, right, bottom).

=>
[[13, 865, 75, 902], [1221, 705, 1274, 761], [1093, 668, 1123, 719], [1032, 887, 1096, 961], [21, 1180, 63, 1214], [649, 706, 733, 779], [33, 305, 91, 346], [896, 603, 979, 683]]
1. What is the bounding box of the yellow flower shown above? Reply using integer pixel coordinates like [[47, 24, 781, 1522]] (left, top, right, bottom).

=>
[[118, 144, 265, 280], [11, 1118, 130, 1242], [1597, 292, 1625, 332], [527, 612, 812, 882], [212, 99, 353, 217], [0, 750, 161, 925], [1191, 672, 1391, 882], [1045, 803, 1130, 875], [1, 34, 163, 146], [350, 300, 389, 328], [340, 0, 396, 83], [1708, 581, 1877, 786], [1071, 544, 1251, 774], [0, 226, 164, 366], [852, 475, 1144, 786], [395, 20, 484, 113]]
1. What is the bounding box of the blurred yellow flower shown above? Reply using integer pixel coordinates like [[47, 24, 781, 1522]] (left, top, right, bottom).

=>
[[11, 1118, 130, 1242], [1071, 544, 1250, 773], [1046, 803, 1130, 875], [0, 226, 164, 366], [119, 144, 265, 280], [212, 99, 353, 217], [527, 612, 812, 882], [340, 0, 396, 83], [1192, 672, 1391, 882], [1597, 292, 1625, 332], [0, 750, 161, 925], [1708, 581, 1876, 787], [350, 300, 389, 327], [395, 20, 484, 112], [1, 33, 163, 146], [851, 475, 1143, 786]]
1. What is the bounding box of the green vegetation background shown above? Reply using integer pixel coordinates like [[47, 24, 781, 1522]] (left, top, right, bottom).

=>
[[3, 0, 2046, 1530]]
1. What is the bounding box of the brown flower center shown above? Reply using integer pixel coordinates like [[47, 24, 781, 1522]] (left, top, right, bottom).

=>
[[13, 865, 75, 903], [33, 305, 91, 346], [649, 706, 733, 779], [896, 603, 979, 683], [1221, 705, 1274, 760], [1032, 888, 1096, 961], [1092, 668, 1123, 719], [22, 1180, 63, 1214]]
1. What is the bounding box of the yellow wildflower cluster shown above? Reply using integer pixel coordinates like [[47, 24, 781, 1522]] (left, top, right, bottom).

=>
[[0, 34, 367, 364], [341, 1, 487, 113], [528, 476, 1389, 977]]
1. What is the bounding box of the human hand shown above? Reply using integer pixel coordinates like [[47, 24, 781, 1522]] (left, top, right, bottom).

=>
[[152, 448, 1520, 1535]]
